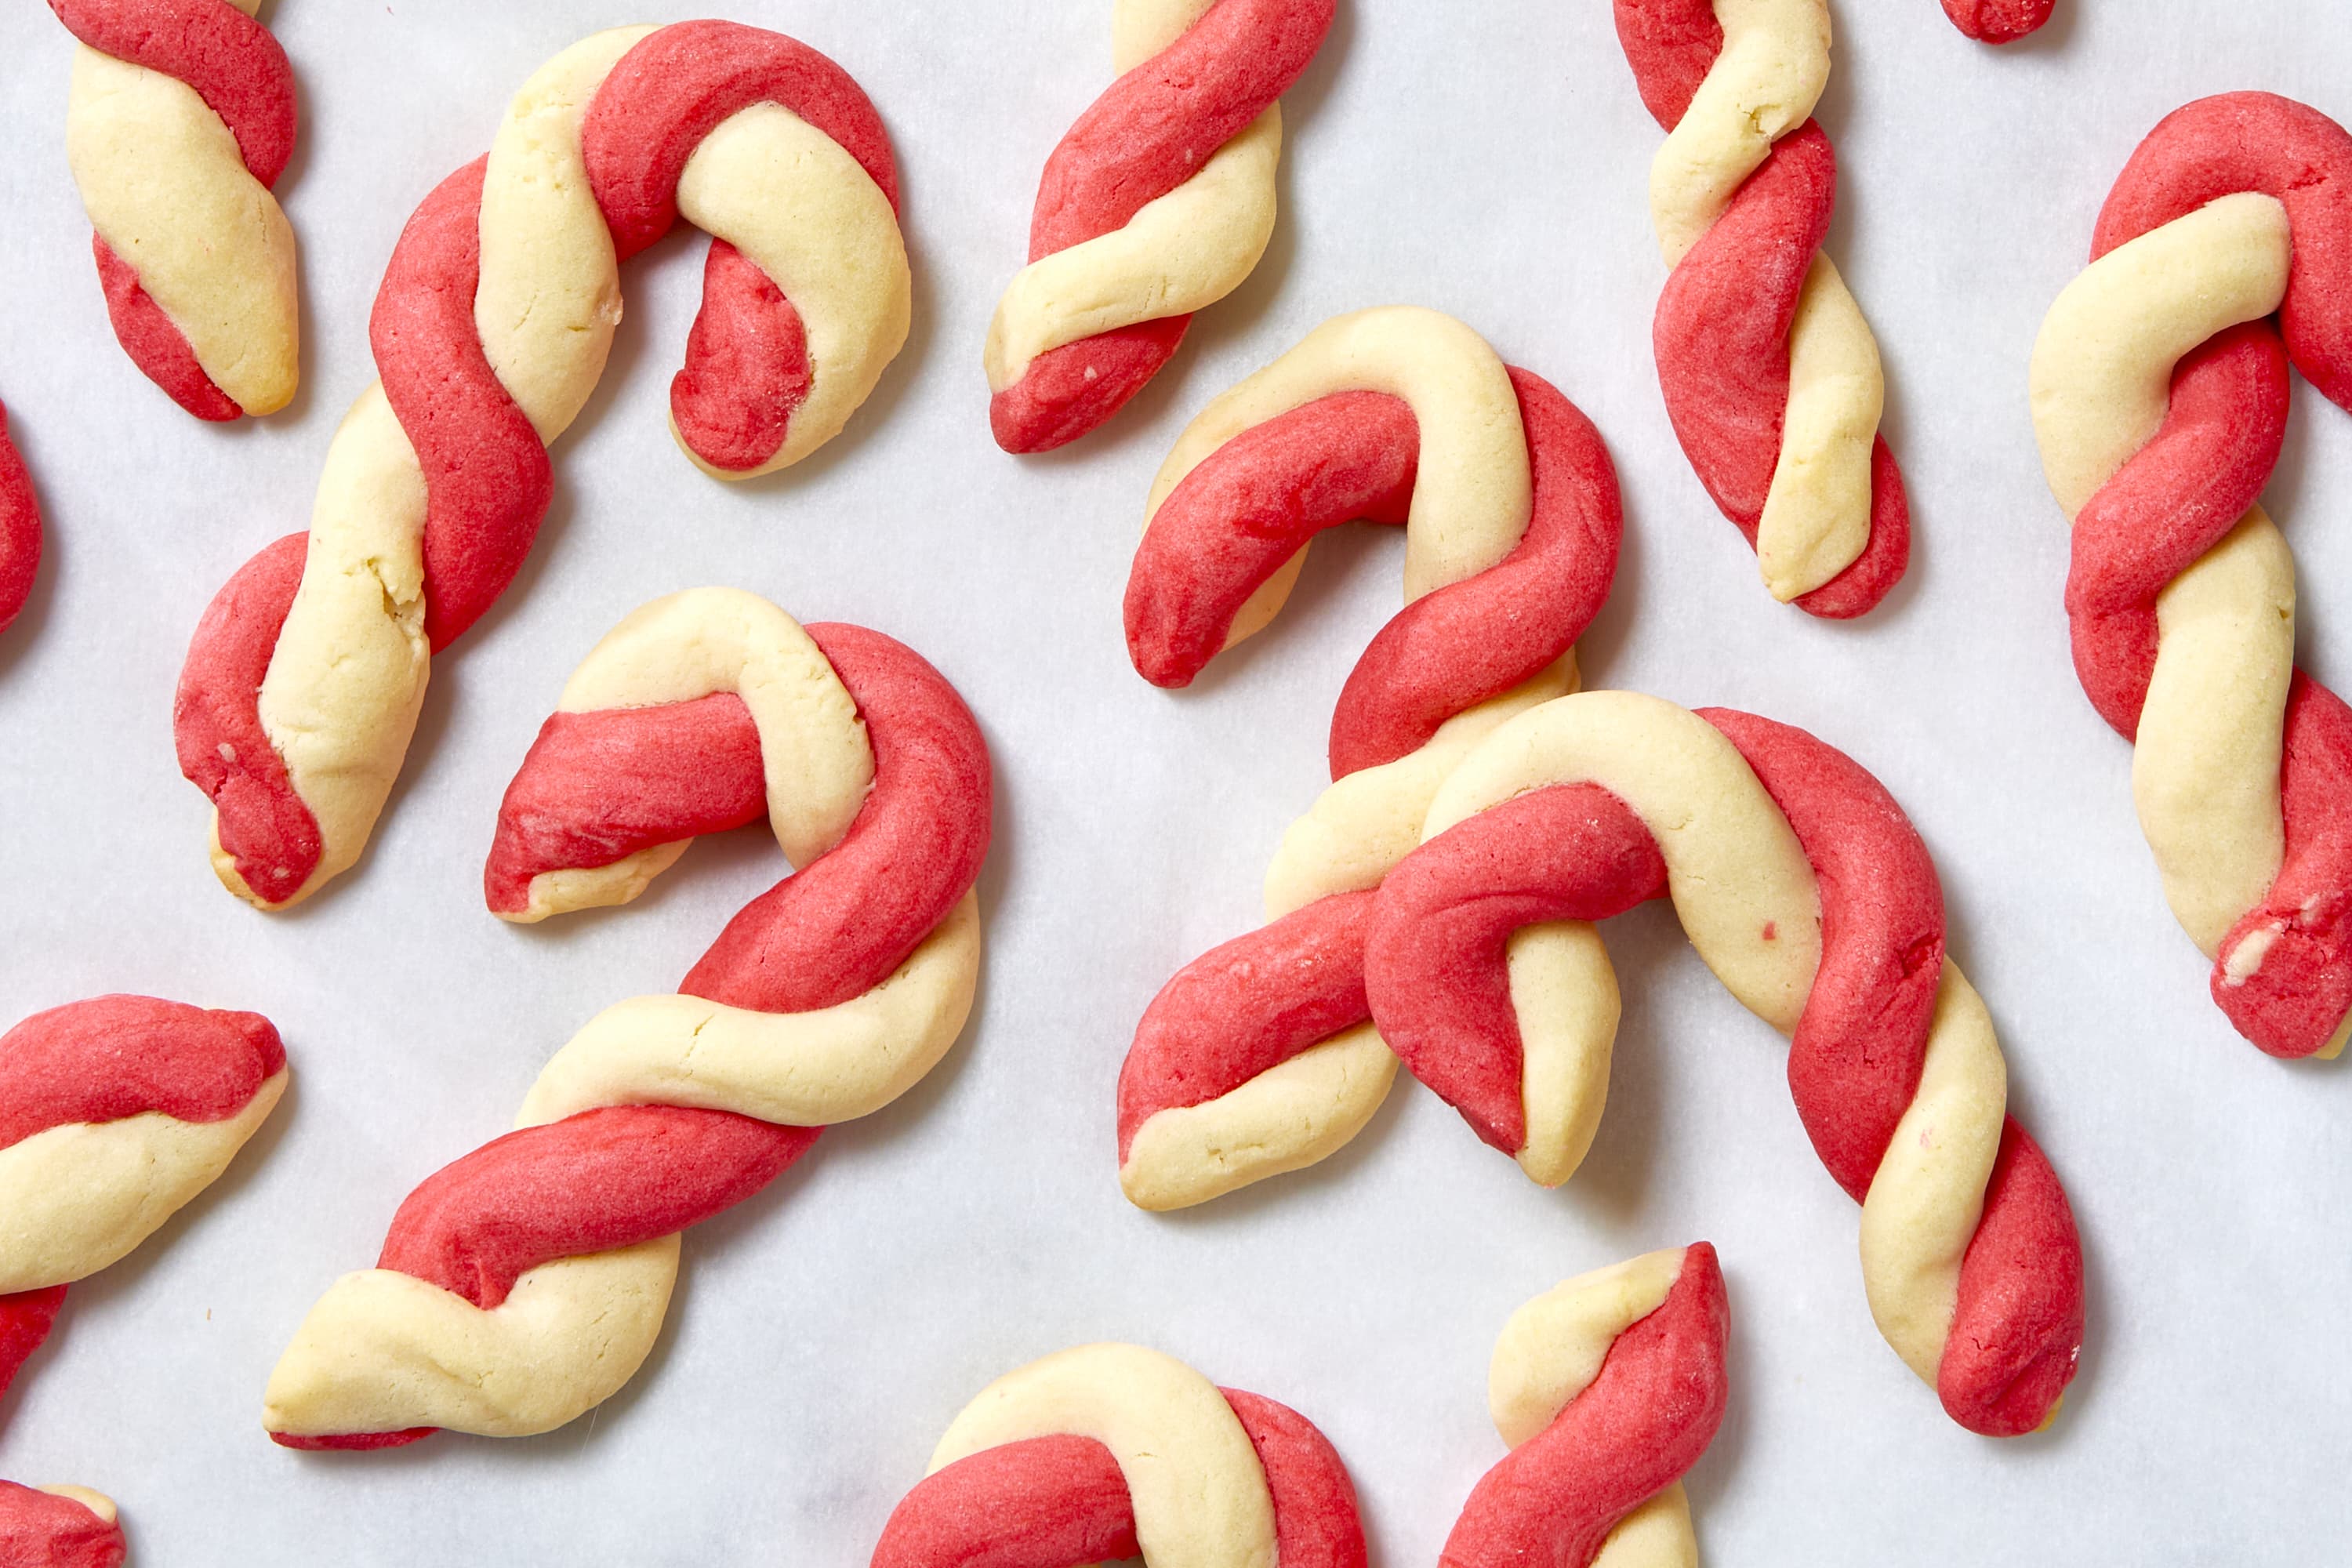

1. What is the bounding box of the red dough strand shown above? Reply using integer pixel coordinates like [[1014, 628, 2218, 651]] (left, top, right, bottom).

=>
[[1940, 0, 2056, 44], [2072, 93, 2352, 1057], [991, 0, 1334, 452], [1440, 1247, 1728, 1568], [873, 1388, 1366, 1568], [287, 626, 991, 1450], [1363, 715, 2084, 1436], [0, 402, 42, 634], [48, 0, 296, 419], [1614, 1, 1909, 618], [0, 1482, 125, 1568], [0, 1288, 68, 1406]]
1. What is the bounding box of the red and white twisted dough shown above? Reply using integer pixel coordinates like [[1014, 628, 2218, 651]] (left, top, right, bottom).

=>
[[1444, 1246, 1729, 1568], [2032, 93, 2352, 1061], [173, 22, 911, 913], [42, 0, 299, 420], [1366, 691, 2082, 1436], [872, 1344, 1366, 1568], [1613, 0, 1907, 617], [0, 995, 289, 1567], [1116, 307, 1622, 1210], [0, 404, 39, 637], [262, 589, 989, 1446], [985, 0, 1334, 452]]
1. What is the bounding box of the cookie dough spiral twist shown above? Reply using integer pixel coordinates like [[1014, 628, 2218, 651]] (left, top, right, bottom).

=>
[[44, 0, 299, 421], [261, 590, 989, 1448], [1364, 691, 2083, 1436], [1113, 307, 1622, 1210], [983, 0, 1334, 453], [2031, 93, 2352, 1060], [1613, 0, 1907, 615], [0, 1483, 125, 1568], [1444, 1246, 1729, 1568], [871, 1344, 1367, 1568], [172, 22, 912, 913], [0, 403, 40, 636], [0, 996, 287, 1564]]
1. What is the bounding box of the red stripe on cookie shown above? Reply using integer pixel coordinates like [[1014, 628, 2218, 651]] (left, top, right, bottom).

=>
[[0, 1480, 125, 1568], [0, 995, 285, 1151], [1940, 0, 2056, 42], [0, 1287, 68, 1405], [172, 532, 322, 907], [1118, 890, 1376, 1164], [49, 0, 296, 184], [92, 238, 241, 422], [1439, 1244, 1728, 1568], [0, 403, 42, 633]]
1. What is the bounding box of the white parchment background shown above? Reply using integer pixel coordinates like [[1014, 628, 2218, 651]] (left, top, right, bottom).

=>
[[2, 1, 2348, 1562]]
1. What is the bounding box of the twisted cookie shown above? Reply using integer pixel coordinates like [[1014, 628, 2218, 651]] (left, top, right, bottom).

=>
[[0, 1484, 124, 1568], [174, 21, 911, 911], [985, 0, 1334, 452], [1613, 0, 1907, 615], [1367, 691, 2082, 1436], [1116, 307, 1622, 1210], [0, 996, 286, 1565], [0, 403, 38, 636], [44, 0, 299, 420], [872, 1344, 1366, 1568], [263, 590, 988, 1446], [1444, 1246, 1728, 1568], [2032, 93, 2352, 1060]]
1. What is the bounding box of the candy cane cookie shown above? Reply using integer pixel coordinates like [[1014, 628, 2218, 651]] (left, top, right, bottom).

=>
[[1364, 692, 2083, 1436], [2031, 93, 2352, 1060], [0, 404, 40, 635], [1445, 1246, 1729, 1568], [173, 22, 912, 913], [984, 0, 1335, 452], [44, 0, 299, 420], [0, 1484, 125, 1568], [1940, 0, 2054, 43], [1115, 307, 1622, 1210], [0, 995, 289, 1400], [871, 1344, 1367, 1568], [262, 590, 988, 1446], [1613, 0, 1908, 616]]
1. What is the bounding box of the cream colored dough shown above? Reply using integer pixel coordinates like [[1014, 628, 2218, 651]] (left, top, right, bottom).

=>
[[38, 1486, 116, 1524], [1122, 310, 1585, 1210], [0, 1069, 286, 1294], [1425, 691, 2011, 1398], [263, 592, 982, 1441], [223, 28, 907, 909], [2028, 194, 2328, 1035], [1646, 0, 1880, 601], [930, 1344, 1278, 1568], [264, 1238, 679, 1441], [63, 0, 297, 415], [1489, 1248, 1697, 1568], [985, 0, 1284, 393]]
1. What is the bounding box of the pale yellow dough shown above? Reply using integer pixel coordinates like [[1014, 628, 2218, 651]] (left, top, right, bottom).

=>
[[63, 0, 298, 415], [1647, 0, 1882, 601], [220, 27, 909, 909], [2029, 193, 2350, 1055], [0, 1069, 286, 1293], [1488, 1249, 1698, 1568], [985, 0, 1283, 394], [39, 1486, 116, 1524], [1120, 310, 1588, 1211], [929, 1344, 1278, 1568], [262, 591, 982, 1441], [1425, 691, 2012, 1402]]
